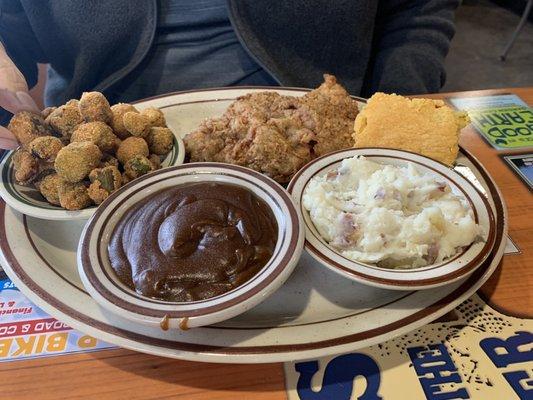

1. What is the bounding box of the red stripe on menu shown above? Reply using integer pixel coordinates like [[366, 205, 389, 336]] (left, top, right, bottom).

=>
[[0, 318, 71, 338]]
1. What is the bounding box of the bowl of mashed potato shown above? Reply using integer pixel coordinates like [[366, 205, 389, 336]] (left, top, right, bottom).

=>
[[288, 148, 496, 290]]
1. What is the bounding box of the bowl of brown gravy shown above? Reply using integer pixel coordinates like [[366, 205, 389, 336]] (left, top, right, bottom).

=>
[[77, 163, 304, 330]]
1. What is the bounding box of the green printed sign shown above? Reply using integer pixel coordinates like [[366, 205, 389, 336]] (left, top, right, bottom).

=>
[[449, 95, 533, 150]]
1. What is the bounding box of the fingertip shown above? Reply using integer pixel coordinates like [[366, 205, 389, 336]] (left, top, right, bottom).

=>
[[0, 89, 41, 114], [15, 91, 40, 113], [0, 138, 19, 150], [0, 126, 18, 150], [0, 88, 20, 114]]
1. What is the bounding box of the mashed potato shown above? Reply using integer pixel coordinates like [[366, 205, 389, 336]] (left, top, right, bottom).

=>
[[303, 156, 481, 269]]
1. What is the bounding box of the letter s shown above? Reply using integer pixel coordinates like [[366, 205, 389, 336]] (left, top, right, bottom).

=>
[[295, 353, 382, 400]]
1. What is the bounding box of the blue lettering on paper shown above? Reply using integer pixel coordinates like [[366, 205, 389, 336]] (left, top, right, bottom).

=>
[[480, 331, 533, 368], [407, 344, 470, 399], [502, 370, 533, 400], [295, 353, 382, 400], [480, 331, 533, 399]]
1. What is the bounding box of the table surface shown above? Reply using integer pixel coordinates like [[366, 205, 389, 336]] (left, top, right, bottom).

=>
[[0, 88, 531, 400]]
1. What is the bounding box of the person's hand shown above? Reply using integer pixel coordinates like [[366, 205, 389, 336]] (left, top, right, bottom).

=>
[[0, 42, 40, 149]]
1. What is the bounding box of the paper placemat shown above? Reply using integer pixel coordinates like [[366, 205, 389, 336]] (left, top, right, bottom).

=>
[[284, 293, 532, 400], [448, 94, 533, 150], [0, 276, 114, 362]]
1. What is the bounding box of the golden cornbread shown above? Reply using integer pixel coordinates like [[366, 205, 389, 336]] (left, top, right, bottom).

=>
[[353, 93, 469, 166]]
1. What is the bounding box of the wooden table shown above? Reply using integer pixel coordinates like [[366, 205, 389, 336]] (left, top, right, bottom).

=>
[[0, 88, 531, 400]]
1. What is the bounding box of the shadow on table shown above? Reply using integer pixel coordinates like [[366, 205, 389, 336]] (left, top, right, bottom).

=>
[[477, 258, 503, 304], [476, 258, 530, 318]]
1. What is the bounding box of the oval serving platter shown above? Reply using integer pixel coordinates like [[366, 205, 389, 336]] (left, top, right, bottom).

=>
[[0, 87, 507, 363]]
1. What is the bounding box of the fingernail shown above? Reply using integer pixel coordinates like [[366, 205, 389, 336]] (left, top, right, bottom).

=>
[[0, 125, 16, 139], [0, 88, 21, 114], [0, 137, 19, 150], [0, 127, 19, 150], [15, 91, 40, 113]]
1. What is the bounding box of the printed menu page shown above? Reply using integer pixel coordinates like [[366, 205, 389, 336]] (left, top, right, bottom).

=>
[[285, 293, 532, 400], [448, 94, 533, 150], [0, 274, 114, 362]]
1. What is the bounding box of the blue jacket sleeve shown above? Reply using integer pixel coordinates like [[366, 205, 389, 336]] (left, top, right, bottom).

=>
[[0, 0, 46, 89], [363, 0, 459, 96], [0, 0, 46, 125]]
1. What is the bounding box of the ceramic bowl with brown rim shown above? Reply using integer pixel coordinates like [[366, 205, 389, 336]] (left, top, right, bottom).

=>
[[77, 163, 304, 329], [0, 135, 185, 221], [288, 148, 496, 290]]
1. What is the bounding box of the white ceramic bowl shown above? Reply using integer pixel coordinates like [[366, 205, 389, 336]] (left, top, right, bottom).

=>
[[0, 134, 185, 221], [288, 148, 496, 290], [77, 163, 305, 329]]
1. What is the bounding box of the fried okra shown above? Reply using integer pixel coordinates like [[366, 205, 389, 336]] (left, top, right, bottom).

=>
[[121, 173, 131, 185], [31, 156, 56, 178], [148, 154, 162, 169], [141, 107, 166, 128], [65, 99, 79, 107], [6, 92, 171, 211], [28, 136, 63, 162], [36, 173, 61, 206], [41, 107, 57, 119], [88, 166, 122, 204], [146, 127, 173, 155], [12, 149, 39, 184], [110, 103, 138, 139], [8, 111, 52, 147], [99, 154, 119, 169], [45, 104, 83, 141], [54, 142, 102, 182], [58, 180, 92, 210], [71, 122, 119, 153], [116, 137, 149, 164], [124, 155, 155, 179], [123, 112, 150, 138], [79, 92, 113, 124]]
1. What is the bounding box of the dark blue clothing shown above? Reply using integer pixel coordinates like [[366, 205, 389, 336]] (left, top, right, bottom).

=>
[[110, 0, 277, 102], [0, 0, 459, 124]]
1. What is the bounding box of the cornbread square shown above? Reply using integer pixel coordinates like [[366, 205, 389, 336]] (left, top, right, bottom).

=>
[[353, 93, 469, 165]]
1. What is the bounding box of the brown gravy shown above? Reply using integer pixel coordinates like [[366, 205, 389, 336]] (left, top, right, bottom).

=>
[[108, 183, 278, 302]]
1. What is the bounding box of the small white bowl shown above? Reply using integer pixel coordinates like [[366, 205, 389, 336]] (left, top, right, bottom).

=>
[[77, 163, 305, 329], [288, 148, 496, 290], [0, 135, 185, 221]]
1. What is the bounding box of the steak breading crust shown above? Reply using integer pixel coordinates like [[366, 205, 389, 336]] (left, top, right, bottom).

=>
[[184, 75, 359, 183]]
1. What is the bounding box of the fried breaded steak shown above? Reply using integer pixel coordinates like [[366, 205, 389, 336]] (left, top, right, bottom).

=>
[[184, 75, 359, 183]]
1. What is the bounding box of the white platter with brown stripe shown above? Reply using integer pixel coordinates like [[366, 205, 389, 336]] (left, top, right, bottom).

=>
[[288, 148, 496, 290], [0, 88, 507, 363]]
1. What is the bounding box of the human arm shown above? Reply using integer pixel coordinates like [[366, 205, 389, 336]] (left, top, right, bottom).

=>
[[0, 0, 43, 148], [0, 42, 41, 149], [362, 0, 459, 96], [0, 42, 40, 149]]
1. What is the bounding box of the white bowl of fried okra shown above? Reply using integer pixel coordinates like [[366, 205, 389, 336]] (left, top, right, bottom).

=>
[[0, 92, 185, 220]]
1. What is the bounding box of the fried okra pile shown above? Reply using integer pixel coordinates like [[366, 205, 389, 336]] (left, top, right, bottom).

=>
[[8, 92, 174, 210]]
